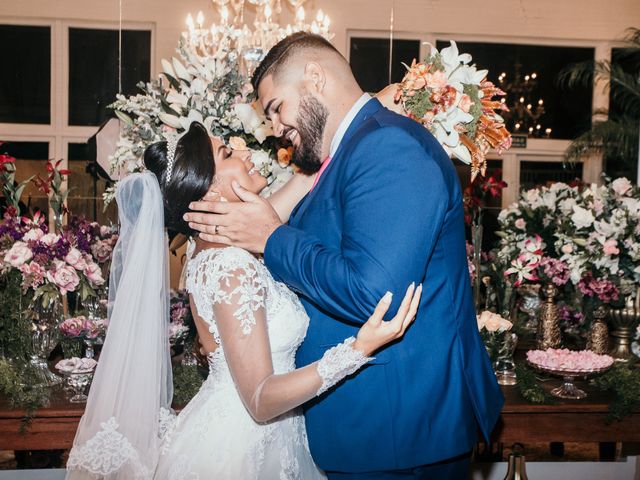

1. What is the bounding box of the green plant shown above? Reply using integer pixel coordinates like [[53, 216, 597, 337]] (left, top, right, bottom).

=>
[[559, 27, 640, 179]]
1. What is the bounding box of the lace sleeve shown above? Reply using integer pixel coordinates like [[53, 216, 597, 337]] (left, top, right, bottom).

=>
[[205, 249, 372, 423]]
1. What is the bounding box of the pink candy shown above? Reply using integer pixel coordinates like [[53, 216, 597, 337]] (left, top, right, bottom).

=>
[[527, 348, 614, 372]]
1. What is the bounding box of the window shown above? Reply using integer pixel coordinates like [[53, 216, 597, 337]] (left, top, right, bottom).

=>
[[68, 28, 152, 126], [0, 20, 152, 228], [349, 37, 421, 93], [520, 160, 583, 191], [0, 25, 51, 124], [67, 142, 118, 225], [605, 47, 639, 180], [435, 41, 594, 140]]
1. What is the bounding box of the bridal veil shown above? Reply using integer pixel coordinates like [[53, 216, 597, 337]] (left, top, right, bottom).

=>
[[66, 172, 173, 479]]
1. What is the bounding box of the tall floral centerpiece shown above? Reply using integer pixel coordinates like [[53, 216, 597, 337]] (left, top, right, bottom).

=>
[[107, 36, 292, 204]]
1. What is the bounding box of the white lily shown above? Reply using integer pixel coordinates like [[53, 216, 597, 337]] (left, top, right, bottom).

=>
[[158, 112, 182, 129], [172, 57, 192, 82], [161, 59, 176, 78]]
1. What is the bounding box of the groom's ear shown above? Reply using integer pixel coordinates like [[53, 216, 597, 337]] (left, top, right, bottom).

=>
[[302, 61, 326, 94]]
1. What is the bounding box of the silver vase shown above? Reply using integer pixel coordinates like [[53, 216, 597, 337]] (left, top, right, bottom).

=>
[[29, 298, 63, 386]]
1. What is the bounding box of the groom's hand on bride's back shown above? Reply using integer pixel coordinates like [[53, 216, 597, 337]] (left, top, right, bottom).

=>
[[184, 181, 282, 253]]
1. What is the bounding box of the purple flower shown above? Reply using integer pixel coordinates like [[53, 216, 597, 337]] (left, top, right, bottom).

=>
[[578, 273, 620, 303], [540, 257, 570, 286]]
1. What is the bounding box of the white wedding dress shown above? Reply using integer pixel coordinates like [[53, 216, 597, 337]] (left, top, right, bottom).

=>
[[153, 246, 326, 480]]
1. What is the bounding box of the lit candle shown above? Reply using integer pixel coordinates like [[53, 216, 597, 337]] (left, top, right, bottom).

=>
[[519, 97, 524, 103], [186, 13, 195, 32], [527, 104, 532, 110], [296, 6, 305, 23], [316, 9, 325, 23], [265, 3, 272, 21], [221, 5, 229, 24], [531, 73, 537, 79], [196, 11, 204, 29], [538, 99, 543, 105]]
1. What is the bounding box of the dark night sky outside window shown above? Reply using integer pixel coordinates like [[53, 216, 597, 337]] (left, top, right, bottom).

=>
[[350, 37, 421, 93], [0, 25, 51, 124], [435, 41, 594, 140], [69, 28, 151, 126]]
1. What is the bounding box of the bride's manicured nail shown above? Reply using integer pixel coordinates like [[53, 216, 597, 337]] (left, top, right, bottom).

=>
[[382, 291, 393, 304], [189, 202, 194, 209], [183, 214, 188, 220]]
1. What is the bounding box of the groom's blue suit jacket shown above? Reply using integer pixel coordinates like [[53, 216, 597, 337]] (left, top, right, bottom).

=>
[[264, 98, 503, 472]]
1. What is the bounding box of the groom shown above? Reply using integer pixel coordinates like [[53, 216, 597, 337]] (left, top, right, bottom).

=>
[[185, 32, 503, 479]]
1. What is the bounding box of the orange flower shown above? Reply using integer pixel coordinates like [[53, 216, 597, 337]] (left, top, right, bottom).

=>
[[277, 147, 294, 166]]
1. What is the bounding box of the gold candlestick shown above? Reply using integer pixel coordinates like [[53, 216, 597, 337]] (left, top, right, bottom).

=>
[[537, 283, 561, 350]]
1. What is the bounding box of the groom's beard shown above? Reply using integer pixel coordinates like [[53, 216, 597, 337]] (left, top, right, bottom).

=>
[[290, 94, 328, 174]]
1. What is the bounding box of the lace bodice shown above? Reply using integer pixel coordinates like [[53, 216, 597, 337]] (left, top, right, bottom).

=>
[[185, 246, 310, 376]]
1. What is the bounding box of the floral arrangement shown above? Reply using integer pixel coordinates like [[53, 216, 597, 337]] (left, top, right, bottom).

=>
[[0, 212, 107, 307], [527, 348, 613, 371], [107, 37, 293, 202], [0, 145, 32, 216], [497, 177, 640, 302], [395, 41, 512, 180], [59, 315, 108, 340], [463, 170, 507, 226], [169, 289, 194, 348], [477, 310, 513, 361]]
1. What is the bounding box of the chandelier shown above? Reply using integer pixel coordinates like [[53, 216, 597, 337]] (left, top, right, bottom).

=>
[[184, 0, 333, 74], [498, 63, 551, 138]]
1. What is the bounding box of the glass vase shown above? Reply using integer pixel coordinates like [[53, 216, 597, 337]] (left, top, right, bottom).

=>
[[29, 297, 63, 386], [493, 332, 518, 386]]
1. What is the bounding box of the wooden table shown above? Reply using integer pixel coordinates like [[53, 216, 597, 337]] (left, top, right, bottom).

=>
[[1, 381, 640, 451]]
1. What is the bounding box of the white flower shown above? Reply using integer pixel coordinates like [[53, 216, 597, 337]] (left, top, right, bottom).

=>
[[571, 205, 595, 230], [158, 112, 182, 129], [234, 103, 262, 132], [611, 177, 632, 196], [171, 57, 192, 81]]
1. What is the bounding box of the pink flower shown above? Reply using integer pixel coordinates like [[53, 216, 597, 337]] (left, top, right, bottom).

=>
[[20, 262, 47, 288], [84, 262, 105, 286], [477, 310, 512, 332], [425, 70, 448, 90], [23, 228, 44, 242], [505, 254, 539, 286], [603, 239, 619, 256], [515, 218, 526, 230], [40, 233, 59, 246], [458, 94, 473, 113], [561, 244, 573, 254], [65, 248, 83, 268], [91, 240, 113, 263], [60, 316, 86, 337], [4, 241, 33, 267], [47, 260, 80, 294]]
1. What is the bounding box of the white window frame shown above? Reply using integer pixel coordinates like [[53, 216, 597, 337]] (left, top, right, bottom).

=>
[[0, 17, 155, 225]]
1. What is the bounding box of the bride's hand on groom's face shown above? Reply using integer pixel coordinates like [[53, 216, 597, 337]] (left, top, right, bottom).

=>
[[184, 181, 282, 253], [353, 283, 422, 357]]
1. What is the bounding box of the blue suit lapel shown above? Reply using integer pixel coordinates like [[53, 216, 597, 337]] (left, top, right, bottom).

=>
[[289, 98, 384, 224]]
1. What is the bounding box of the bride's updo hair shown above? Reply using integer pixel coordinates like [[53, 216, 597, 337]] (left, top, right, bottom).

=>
[[144, 122, 215, 236]]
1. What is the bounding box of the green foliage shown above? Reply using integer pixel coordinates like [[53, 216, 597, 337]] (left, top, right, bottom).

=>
[[0, 271, 33, 360], [593, 362, 640, 423], [172, 362, 205, 406], [0, 359, 51, 430], [515, 362, 556, 404], [403, 90, 434, 122]]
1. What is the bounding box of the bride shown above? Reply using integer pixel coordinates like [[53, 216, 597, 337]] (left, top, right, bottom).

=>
[[66, 121, 421, 480]]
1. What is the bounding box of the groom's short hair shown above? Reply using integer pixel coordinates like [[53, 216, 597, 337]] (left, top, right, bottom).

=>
[[251, 32, 342, 91]]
